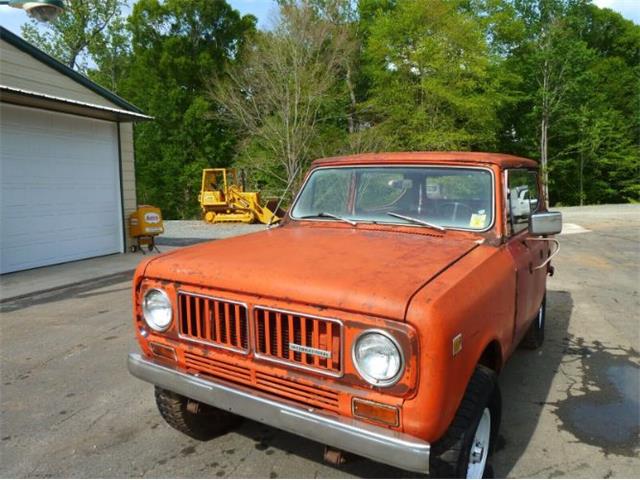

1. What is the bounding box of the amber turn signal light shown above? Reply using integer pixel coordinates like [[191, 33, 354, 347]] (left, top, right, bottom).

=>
[[352, 398, 399, 427], [149, 342, 177, 362]]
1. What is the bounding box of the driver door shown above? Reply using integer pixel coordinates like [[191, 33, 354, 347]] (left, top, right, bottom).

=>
[[505, 169, 546, 342]]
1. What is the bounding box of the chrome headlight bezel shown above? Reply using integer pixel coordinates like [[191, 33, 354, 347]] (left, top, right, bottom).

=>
[[352, 329, 405, 387], [142, 288, 173, 332]]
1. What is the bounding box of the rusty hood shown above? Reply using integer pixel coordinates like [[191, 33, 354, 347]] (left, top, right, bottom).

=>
[[143, 225, 479, 321]]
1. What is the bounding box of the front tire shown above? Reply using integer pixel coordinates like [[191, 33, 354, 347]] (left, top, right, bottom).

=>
[[155, 387, 241, 440], [430, 366, 501, 478]]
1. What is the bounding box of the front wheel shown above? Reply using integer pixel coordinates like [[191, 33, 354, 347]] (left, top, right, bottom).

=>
[[430, 366, 501, 478]]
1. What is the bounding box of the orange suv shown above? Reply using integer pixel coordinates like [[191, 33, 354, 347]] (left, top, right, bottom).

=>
[[128, 152, 562, 478]]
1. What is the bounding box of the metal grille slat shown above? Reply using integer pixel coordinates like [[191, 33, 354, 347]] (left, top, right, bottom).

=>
[[234, 304, 241, 348], [204, 300, 211, 340], [300, 316, 308, 364], [185, 295, 192, 336], [214, 300, 222, 343], [313, 318, 320, 367], [275, 312, 283, 357], [224, 303, 230, 345], [265, 310, 272, 355], [327, 321, 332, 369], [194, 297, 202, 338], [287, 314, 294, 360]]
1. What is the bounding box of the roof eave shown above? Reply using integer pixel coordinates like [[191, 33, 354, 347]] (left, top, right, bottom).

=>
[[0, 85, 153, 122], [0, 26, 146, 115]]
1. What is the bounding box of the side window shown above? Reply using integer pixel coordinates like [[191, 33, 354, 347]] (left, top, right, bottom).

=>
[[507, 170, 540, 235]]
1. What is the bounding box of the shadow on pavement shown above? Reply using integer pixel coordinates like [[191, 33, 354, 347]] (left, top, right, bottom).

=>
[[492, 289, 573, 477], [0, 271, 134, 313], [232, 420, 418, 479], [157, 237, 213, 247]]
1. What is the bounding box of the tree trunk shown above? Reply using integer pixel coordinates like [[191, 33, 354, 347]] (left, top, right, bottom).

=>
[[345, 63, 357, 134], [540, 113, 549, 208], [579, 148, 584, 206]]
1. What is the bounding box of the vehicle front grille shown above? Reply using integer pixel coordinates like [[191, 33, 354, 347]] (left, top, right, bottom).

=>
[[184, 352, 340, 411], [178, 292, 249, 353], [254, 307, 342, 376]]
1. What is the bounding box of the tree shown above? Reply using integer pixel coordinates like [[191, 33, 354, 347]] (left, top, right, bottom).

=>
[[546, 4, 640, 206], [361, 0, 500, 151], [22, 0, 125, 71], [519, 1, 590, 205], [212, 1, 354, 194], [87, 16, 131, 92], [21, 0, 639, 212], [119, 0, 256, 218], [500, 0, 639, 205]]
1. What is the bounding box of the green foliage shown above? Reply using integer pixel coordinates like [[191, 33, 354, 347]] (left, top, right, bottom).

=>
[[491, 0, 639, 205], [23, 0, 639, 212], [88, 15, 130, 92], [22, 0, 125, 70], [117, 0, 256, 218], [361, 0, 502, 150]]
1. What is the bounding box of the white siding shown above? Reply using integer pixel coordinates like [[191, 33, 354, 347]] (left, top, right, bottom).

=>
[[0, 39, 118, 108]]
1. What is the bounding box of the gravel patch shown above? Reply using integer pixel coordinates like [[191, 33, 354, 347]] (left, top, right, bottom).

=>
[[157, 220, 267, 246]]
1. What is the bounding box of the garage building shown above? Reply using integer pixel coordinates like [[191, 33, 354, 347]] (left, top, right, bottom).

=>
[[0, 27, 150, 274]]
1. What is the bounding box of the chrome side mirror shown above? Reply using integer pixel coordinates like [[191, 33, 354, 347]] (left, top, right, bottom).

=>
[[530, 211, 562, 236]]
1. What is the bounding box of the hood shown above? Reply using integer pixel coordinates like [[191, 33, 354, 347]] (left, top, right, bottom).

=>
[[143, 225, 479, 321]]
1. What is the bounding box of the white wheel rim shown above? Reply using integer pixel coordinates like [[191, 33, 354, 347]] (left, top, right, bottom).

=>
[[466, 408, 491, 479], [538, 303, 544, 329]]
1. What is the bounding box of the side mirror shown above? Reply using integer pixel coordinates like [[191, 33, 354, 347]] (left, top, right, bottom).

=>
[[530, 211, 562, 236]]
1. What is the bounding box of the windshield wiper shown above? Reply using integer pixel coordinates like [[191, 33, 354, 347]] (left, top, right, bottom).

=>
[[299, 212, 358, 226], [386, 212, 446, 231]]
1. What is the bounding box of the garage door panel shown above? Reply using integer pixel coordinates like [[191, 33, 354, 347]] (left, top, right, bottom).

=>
[[3, 210, 120, 238], [1, 104, 123, 273], [3, 235, 120, 273]]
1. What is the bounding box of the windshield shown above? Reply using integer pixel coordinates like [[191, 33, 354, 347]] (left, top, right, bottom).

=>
[[291, 166, 493, 231]]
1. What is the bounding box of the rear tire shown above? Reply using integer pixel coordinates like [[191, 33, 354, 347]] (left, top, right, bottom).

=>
[[521, 294, 546, 349], [430, 366, 501, 478], [155, 387, 241, 440]]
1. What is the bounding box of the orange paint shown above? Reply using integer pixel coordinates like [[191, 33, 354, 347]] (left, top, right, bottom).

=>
[[132, 152, 549, 444]]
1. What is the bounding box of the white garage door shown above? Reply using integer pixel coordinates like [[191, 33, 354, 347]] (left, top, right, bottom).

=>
[[1, 103, 123, 274]]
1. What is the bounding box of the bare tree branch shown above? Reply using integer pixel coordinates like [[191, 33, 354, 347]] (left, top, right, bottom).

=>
[[211, 1, 354, 190]]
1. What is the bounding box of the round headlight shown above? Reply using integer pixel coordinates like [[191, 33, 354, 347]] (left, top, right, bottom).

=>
[[142, 288, 172, 331], [353, 330, 404, 386]]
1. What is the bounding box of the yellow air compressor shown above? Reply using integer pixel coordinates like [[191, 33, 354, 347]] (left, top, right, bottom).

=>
[[129, 205, 164, 253]]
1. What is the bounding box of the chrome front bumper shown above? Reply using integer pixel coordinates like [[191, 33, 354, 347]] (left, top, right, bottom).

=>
[[128, 353, 430, 473]]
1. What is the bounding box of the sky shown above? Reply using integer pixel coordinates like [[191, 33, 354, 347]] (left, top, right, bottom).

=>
[[0, 0, 637, 36], [0, 0, 279, 34]]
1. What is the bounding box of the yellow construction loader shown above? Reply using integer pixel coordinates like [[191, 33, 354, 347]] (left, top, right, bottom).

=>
[[198, 168, 280, 224]]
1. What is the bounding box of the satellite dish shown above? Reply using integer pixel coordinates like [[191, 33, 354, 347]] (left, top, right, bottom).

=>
[[8, 1, 65, 23]]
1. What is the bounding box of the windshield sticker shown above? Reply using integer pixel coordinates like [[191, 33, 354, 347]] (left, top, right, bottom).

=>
[[469, 213, 487, 229]]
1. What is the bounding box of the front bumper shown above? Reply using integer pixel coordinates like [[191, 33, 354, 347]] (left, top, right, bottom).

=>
[[128, 353, 430, 473]]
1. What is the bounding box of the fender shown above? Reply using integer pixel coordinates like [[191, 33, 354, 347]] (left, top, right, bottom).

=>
[[402, 244, 514, 441]]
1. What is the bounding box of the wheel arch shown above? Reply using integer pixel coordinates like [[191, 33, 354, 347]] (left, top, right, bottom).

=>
[[477, 339, 504, 373]]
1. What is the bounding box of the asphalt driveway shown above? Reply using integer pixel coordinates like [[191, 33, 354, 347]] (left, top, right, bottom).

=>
[[1, 205, 638, 478]]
